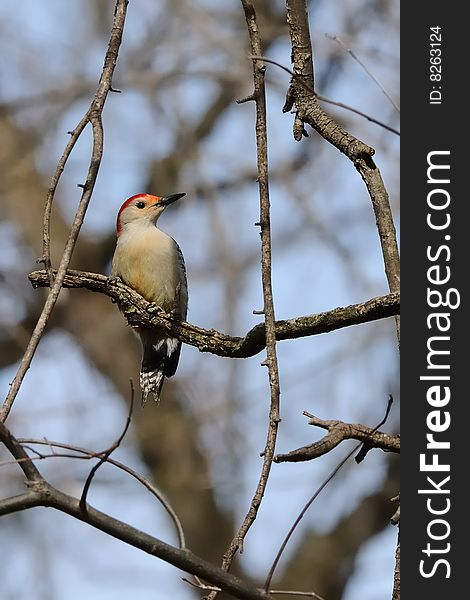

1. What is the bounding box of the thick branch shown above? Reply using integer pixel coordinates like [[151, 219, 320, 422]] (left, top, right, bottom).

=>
[[28, 269, 399, 358], [274, 413, 400, 463], [0, 487, 270, 600], [286, 0, 314, 88], [284, 0, 400, 344], [284, 1, 372, 155], [0, 423, 270, 600], [0, 492, 46, 516]]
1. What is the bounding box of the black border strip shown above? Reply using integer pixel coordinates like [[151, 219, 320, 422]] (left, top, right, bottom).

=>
[[402, 5, 465, 597]]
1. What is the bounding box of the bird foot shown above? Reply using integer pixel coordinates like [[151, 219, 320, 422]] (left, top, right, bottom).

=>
[[146, 302, 162, 314]]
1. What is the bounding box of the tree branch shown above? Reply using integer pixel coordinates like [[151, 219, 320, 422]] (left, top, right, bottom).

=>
[[28, 269, 399, 359], [325, 34, 400, 114], [0, 421, 44, 483], [0, 492, 47, 516], [79, 382, 134, 513], [264, 398, 394, 590], [284, 0, 372, 155], [274, 413, 400, 463], [17, 436, 186, 550], [249, 55, 399, 136], [0, 0, 129, 423], [284, 0, 400, 344], [0, 422, 270, 600], [392, 529, 400, 600], [206, 3, 283, 595], [2, 489, 271, 600]]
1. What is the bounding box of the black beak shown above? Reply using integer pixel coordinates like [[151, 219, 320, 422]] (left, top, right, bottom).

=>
[[157, 193, 186, 208]]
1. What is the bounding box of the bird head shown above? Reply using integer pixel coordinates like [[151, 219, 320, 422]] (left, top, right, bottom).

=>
[[116, 193, 186, 236]]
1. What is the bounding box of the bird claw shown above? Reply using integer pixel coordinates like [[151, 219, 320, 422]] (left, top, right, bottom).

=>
[[106, 275, 122, 288], [106, 276, 122, 302], [147, 302, 162, 314]]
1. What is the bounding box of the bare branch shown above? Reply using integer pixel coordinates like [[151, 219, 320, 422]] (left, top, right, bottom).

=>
[[0, 492, 48, 516], [18, 437, 186, 549], [240, 0, 282, 553], [392, 530, 400, 600], [2, 487, 271, 600], [0, 422, 43, 483], [249, 55, 399, 136], [314, 93, 399, 136], [325, 34, 400, 113], [79, 381, 134, 513], [264, 398, 394, 590], [0, 0, 129, 423], [205, 5, 282, 596], [274, 413, 400, 463], [40, 0, 129, 274], [283, 0, 400, 344], [284, 1, 372, 154], [0, 421, 270, 600], [269, 592, 325, 599], [28, 270, 399, 358]]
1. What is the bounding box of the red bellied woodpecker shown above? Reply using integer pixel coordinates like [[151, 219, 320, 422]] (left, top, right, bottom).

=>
[[112, 193, 188, 404]]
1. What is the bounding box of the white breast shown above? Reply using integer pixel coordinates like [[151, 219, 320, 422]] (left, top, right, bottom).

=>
[[112, 224, 187, 317]]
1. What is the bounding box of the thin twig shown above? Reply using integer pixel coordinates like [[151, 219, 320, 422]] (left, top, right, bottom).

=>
[[264, 397, 393, 591], [326, 34, 400, 114], [0, 452, 88, 468], [79, 380, 134, 513], [205, 6, 281, 596], [241, 0, 282, 544], [353, 395, 394, 463], [274, 411, 399, 462], [40, 110, 89, 279], [28, 270, 400, 359], [316, 94, 399, 136], [269, 592, 325, 599], [249, 55, 399, 136], [183, 577, 325, 599], [0, 0, 129, 424], [0, 422, 44, 483], [17, 437, 186, 549], [183, 578, 220, 592]]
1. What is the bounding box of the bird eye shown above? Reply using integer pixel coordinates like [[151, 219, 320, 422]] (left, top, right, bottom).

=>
[[136, 201, 146, 209]]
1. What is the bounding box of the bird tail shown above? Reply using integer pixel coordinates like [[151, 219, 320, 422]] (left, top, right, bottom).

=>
[[140, 365, 165, 405], [140, 336, 166, 405], [139, 332, 182, 405]]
